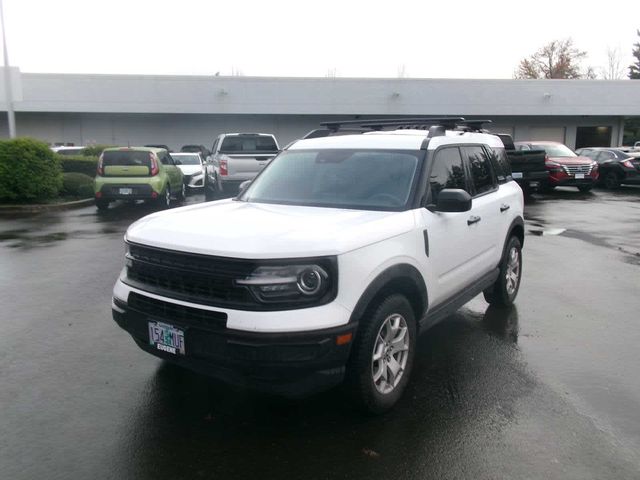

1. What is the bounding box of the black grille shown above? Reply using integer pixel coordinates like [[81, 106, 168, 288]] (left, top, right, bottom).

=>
[[127, 292, 227, 330], [125, 244, 258, 308]]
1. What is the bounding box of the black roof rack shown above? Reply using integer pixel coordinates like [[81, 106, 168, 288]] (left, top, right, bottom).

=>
[[455, 119, 493, 132], [319, 117, 466, 132]]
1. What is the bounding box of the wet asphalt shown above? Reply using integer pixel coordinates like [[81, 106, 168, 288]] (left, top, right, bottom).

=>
[[1, 187, 639, 480]]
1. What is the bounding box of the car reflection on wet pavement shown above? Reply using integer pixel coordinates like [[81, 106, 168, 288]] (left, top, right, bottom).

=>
[[1, 188, 640, 479]]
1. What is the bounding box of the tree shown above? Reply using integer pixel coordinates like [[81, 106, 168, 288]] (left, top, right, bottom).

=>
[[602, 47, 625, 80], [515, 39, 594, 79], [629, 30, 640, 79]]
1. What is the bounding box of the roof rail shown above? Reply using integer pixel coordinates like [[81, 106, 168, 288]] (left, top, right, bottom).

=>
[[456, 119, 493, 132], [319, 117, 466, 132]]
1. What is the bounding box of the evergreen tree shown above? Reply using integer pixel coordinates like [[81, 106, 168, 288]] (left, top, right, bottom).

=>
[[629, 30, 640, 79]]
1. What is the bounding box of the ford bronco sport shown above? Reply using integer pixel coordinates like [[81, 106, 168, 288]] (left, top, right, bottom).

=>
[[112, 118, 525, 413]]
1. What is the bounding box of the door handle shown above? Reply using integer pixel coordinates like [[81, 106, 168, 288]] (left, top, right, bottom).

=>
[[500, 204, 510, 212], [467, 215, 481, 226]]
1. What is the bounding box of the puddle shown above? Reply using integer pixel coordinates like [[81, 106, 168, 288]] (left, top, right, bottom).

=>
[[528, 228, 567, 236]]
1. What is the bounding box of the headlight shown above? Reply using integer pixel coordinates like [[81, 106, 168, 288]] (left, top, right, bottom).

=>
[[236, 263, 334, 304]]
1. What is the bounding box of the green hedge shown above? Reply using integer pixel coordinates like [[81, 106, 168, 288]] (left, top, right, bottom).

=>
[[82, 144, 114, 157], [62, 172, 94, 198], [59, 155, 98, 177], [0, 138, 62, 202]]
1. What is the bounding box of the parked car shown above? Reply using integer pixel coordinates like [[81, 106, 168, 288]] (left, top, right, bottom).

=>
[[496, 134, 547, 195], [514, 141, 598, 192], [145, 144, 173, 152], [94, 147, 185, 211], [170, 152, 205, 191], [575, 147, 640, 189], [51, 146, 86, 156], [204, 133, 279, 200], [111, 118, 524, 413], [181, 144, 211, 158]]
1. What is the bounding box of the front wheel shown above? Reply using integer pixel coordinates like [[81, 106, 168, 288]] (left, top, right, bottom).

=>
[[578, 185, 593, 193], [346, 294, 416, 415], [483, 236, 522, 306]]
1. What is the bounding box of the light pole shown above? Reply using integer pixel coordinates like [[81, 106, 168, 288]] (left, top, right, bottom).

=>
[[0, 0, 15, 138]]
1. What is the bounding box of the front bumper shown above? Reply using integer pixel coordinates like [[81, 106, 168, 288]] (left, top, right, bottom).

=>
[[111, 284, 355, 397], [548, 171, 598, 187], [184, 173, 204, 188]]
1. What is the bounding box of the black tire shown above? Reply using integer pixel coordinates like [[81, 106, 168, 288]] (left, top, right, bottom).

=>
[[483, 236, 522, 306], [178, 182, 186, 202], [157, 186, 171, 209], [204, 176, 217, 201], [602, 172, 620, 190], [541, 184, 556, 193], [346, 294, 417, 415], [95, 199, 109, 211], [578, 185, 592, 193]]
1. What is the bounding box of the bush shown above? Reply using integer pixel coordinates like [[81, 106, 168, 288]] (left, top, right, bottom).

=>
[[59, 155, 98, 177], [62, 172, 94, 198], [0, 137, 62, 202], [82, 144, 114, 157]]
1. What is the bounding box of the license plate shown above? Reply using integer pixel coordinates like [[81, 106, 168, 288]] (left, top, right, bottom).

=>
[[119, 188, 133, 195], [512, 172, 523, 179], [575, 173, 585, 179], [148, 321, 185, 355]]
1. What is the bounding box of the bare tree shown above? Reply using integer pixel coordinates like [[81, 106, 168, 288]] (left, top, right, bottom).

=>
[[397, 64, 408, 78], [601, 47, 626, 79], [515, 39, 594, 79], [326, 68, 337, 78]]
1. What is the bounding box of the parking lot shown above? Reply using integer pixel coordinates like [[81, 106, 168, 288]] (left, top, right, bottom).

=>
[[1, 186, 639, 479]]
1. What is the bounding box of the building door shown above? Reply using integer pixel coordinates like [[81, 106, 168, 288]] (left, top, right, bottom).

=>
[[575, 126, 612, 149]]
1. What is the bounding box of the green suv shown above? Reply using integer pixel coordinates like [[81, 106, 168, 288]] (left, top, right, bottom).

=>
[[94, 147, 185, 211]]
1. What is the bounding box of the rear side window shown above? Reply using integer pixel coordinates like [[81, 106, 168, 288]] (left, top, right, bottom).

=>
[[428, 147, 468, 205], [102, 150, 151, 167], [220, 135, 278, 153], [462, 146, 496, 195], [487, 147, 512, 184]]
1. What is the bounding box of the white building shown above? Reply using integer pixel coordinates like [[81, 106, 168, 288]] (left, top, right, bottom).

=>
[[1, 70, 638, 149]]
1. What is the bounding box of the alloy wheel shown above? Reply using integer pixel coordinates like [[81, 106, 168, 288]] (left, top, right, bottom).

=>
[[505, 246, 520, 296], [371, 314, 410, 394]]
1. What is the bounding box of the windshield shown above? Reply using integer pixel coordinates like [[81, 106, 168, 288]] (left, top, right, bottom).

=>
[[172, 154, 201, 165], [533, 143, 576, 157], [220, 135, 278, 153], [240, 149, 421, 210]]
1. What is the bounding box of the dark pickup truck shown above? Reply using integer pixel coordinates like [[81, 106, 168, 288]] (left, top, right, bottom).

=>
[[496, 134, 548, 194]]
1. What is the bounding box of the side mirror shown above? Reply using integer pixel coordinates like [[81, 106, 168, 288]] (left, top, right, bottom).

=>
[[433, 189, 472, 212], [238, 180, 252, 195]]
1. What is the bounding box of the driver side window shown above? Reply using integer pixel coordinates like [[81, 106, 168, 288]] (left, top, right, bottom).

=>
[[427, 147, 468, 205]]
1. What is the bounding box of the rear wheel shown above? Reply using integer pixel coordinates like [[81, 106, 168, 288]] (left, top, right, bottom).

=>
[[204, 175, 217, 201], [603, 172, 620, 189], [95, 199, 109, 211], [346, 294, 416, 415], [578, 185, 592, 193], [157, 186, 171, 209], [484, 236, 522, 306], [179, 182, 186, 202]]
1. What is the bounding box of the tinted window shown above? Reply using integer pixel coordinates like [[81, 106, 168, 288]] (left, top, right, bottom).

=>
[[532, 143, 576, 157], [242, 149, 420, 210], [463, 146, 495, 195], [487, 147, 511, 184], [171, 154, 201, 165], [220, 135, 278, 153], [158, 152, 172, 165], [595, 151, 615, 163], [428, 147, 467, 205], [102, 150, 151, 167]]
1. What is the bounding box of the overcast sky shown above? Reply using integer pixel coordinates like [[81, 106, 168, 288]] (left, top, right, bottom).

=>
[[2, 0, 639, 79]]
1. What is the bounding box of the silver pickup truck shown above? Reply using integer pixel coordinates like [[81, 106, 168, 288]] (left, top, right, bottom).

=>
[[204, 133, 279, 199]]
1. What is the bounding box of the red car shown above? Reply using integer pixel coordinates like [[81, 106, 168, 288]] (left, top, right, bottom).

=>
[[514, 141, 599, 192]]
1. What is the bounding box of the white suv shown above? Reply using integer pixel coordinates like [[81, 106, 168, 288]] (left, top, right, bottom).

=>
[[112, 118, 524, 413]]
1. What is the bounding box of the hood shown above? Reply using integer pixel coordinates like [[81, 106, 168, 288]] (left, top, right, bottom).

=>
[[125, 200, 416, 259], [177, 165, 203, 176], [547, 155, 593, 165]]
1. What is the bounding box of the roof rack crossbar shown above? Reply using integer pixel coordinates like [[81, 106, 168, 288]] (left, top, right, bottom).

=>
[[320, 117, 466, 132]]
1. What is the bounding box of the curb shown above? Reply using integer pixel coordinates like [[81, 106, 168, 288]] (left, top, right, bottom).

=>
[[0, 198, 95, 215]]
